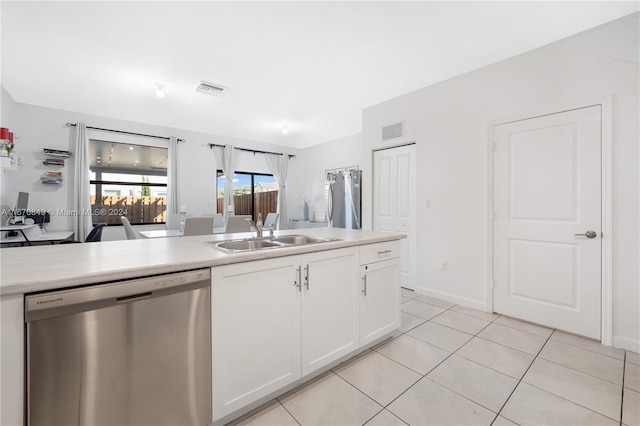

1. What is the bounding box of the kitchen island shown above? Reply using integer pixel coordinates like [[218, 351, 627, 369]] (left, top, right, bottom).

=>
[[1, 228, 404, 425]]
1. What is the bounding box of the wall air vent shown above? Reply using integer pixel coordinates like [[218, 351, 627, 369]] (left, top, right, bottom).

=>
[[196, 81, 226, 96], [382, 121, 404, 141]]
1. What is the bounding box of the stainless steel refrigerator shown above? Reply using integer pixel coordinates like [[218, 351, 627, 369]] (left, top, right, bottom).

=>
[[327, 169, 362, 229]]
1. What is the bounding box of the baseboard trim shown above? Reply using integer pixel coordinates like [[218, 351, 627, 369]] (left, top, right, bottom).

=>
[[613, 335, 640, 353], [413, 286, 487, 312]]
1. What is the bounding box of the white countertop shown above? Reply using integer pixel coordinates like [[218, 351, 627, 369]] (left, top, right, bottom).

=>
[[0, 228, 404, 296]]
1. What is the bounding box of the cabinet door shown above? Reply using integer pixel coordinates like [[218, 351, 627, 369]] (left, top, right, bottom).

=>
[[360, 258, 401, 346], [300, 247, 359, 376], [211, 257, 301, 420]]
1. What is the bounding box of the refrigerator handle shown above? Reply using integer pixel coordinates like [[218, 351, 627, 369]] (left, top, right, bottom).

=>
[[328, 183, 334, 225]]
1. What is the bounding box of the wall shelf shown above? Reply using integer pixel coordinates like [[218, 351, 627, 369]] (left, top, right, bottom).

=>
[[43, 158, 65, 166], [41, 170, 63, 185], [43, 148, 71, 158]]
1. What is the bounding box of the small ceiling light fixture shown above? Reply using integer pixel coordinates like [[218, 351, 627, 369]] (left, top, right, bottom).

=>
[[282, 125, 289, 135], [129, 146, 134, 151], [156, 85, 165, 98]]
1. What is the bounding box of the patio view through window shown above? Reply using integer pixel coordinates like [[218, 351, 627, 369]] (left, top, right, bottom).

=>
[[216, 170, 277, 221], [89, 140, 168, 225]]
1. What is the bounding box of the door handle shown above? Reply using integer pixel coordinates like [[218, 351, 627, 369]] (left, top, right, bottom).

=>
[[362, 275, 367, 296], [296, 266, 302, 292], [574, 230, 598, 239], [304, 264, 309, 290]]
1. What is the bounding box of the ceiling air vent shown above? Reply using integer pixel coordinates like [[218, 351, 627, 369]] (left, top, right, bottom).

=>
[[196, 81, 226, 96], [382, 121, 404, 141]]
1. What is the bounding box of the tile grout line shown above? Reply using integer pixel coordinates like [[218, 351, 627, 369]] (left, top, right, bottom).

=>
[[375, 305, 505, 423], [328, 370, 398, 425], [620, 351, 626, 426], [458, 322, 624, 387], [512, 335, 632, 422], [520, 381, 624, 423], [548, 333, 626, 362], [360, 406, 410, 426], [492, 329, 556, 425], [536, 353, 626, 387], [405, 303, 558, 362], [402, 302, 625, 424], [398, 301, 458, 334], [276, 400, 302, 426], [372, 303, 471, 420], [485, 318, 553, 339]]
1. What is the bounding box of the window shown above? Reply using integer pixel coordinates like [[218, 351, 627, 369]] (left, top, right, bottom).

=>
[[216, 170, 278, 221], [90, 140, 168, 225]]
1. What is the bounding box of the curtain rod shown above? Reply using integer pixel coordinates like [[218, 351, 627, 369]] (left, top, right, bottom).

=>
[[66, 123, 184, 143], [209, 143, 295, 159]]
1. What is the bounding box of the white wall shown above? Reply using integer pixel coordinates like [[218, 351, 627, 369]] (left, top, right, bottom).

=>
[[362, 16, 639, 350], [287, 133, 362, 223], [0, 96, 301, 241], [0, 93, 361, 242]]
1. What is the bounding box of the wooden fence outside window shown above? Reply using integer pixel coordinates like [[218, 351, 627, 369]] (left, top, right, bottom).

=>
[[91, 191, 277, 225], [217, 191, 278, 220], [91, 195, 166, 225]]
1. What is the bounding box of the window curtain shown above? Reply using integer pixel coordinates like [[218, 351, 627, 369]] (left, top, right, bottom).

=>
[[265, 153, 289, 230], [166, 136, 180, 228], [72, 123, 93, 241], [212, 145, 236, 216]]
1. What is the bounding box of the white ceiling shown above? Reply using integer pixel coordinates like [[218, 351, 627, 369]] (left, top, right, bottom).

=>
[[1, 1, 638, 149]]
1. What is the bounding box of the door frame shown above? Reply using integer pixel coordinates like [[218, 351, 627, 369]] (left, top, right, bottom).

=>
[[486, 97, 613, 345]]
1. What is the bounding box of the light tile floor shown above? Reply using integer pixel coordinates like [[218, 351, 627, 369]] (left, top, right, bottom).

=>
[[230, 289, 640, 425]]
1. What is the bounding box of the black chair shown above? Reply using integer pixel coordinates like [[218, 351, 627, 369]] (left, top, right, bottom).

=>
[[85, 223, 107, 242], [59, 223, 107, 244]]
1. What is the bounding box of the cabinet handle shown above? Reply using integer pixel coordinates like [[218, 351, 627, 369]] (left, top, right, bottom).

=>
[[304, 264, 310, 290], [296, 266, 302, 292], [377, 250, 392, 255], [362, 275, 367, 296]]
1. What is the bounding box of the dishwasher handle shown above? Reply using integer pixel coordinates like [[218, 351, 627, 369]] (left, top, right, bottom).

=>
[[25, 268, 210, 322]]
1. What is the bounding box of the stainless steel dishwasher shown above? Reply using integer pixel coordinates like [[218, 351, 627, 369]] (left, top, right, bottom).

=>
[[25, 268, 211, 426]]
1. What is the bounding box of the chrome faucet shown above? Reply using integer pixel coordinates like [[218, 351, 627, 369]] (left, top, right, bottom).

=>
[[245, 217, 263, 238]]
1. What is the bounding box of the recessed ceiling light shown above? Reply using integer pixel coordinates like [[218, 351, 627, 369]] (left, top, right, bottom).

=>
[[129, 146, 134, 150]]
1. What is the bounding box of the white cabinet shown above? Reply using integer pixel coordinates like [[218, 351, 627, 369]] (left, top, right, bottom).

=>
[[1, 156, 17, 171], [211, 247, 359, 421], [211, 256, 301, 419], [300, 248, 359, 376], [360, 241, 401, 346]]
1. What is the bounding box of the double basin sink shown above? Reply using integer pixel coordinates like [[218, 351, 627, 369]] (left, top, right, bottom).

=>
[[208, 234, 340, 254]]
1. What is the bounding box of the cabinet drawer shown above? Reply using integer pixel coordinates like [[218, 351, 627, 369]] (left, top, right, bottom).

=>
[[360, 240, 401, 265]]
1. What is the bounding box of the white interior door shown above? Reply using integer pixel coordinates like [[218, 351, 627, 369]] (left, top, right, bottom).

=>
[[493, 106, 602, 339], [373, 144, 416, 289]]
